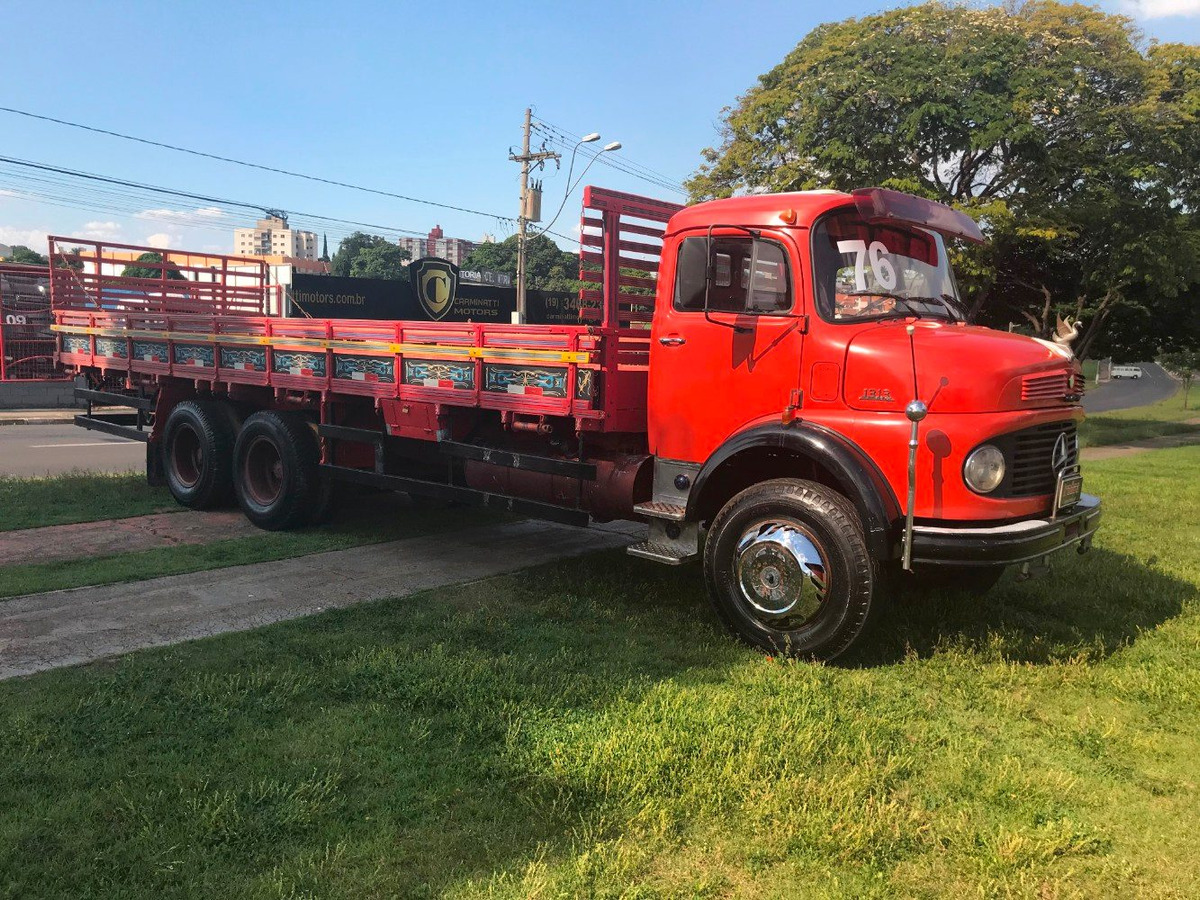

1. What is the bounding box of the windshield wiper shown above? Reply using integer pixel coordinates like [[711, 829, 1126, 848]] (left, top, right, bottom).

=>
[[842, 290, 928, 320]]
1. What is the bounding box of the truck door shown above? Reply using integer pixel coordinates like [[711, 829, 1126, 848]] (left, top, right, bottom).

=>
[[648, 231, 806, 463]]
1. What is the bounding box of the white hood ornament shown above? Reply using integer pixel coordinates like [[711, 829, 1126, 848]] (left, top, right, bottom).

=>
[[1033, 314, 1080, 360]]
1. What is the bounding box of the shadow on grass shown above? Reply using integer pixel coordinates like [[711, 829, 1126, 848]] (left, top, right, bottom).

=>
[[0, 542, 1192, 896], [845, 546, 1194, 667]]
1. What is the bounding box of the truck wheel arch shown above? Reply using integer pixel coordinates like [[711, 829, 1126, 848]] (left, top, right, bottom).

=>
[[687, 423, 901, 560]]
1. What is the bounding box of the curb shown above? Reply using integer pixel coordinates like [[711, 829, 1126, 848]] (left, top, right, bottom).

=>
[[0, 414, 80, 427]]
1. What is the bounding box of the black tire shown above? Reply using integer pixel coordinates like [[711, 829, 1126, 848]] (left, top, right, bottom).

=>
[[233, 411, 320, 531], [161, 400, 237, 510], [703, 478, 879, 660]]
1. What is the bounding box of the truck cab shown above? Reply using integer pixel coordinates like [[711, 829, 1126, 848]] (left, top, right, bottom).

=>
[[632, 188, 1100, 657]]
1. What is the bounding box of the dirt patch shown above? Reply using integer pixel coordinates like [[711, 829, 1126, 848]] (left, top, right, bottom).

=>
[[1081, 426, 1200, 462], [0, 510, 260, 567]]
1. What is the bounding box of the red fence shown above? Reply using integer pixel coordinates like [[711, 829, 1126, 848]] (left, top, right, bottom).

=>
[[48, 237, 271, 316], [0, 263, 64, 381]]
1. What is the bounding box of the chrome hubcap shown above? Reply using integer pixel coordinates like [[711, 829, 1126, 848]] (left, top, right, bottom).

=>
[[735, 521, 829, 629]]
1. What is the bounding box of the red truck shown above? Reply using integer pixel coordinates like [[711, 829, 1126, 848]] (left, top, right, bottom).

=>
[[50, 186, 1101, 660]]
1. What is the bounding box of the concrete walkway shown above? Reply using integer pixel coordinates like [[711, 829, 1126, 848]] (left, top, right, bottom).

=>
[[0, 519, 642, 680], [1082, 423, 1200, 462]]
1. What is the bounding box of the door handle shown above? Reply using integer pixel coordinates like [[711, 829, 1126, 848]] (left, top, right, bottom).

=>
[[658, 335, 686, 346]]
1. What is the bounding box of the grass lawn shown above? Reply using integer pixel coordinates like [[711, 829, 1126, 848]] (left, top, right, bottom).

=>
[[0, 492, 502, 599], [0, 471, 172, 532], [0, 446, 1196, 898], [1079, 391, 1199, 447]]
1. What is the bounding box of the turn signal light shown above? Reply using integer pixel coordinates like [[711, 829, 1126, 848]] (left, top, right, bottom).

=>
[[780, 208, 797, 225]]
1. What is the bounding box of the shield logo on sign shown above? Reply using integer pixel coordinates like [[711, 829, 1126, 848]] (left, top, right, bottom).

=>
[[411, 257, 458, 321]]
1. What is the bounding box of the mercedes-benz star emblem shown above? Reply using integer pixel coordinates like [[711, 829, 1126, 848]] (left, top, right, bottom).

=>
[[1051, 432, 1075, 472]]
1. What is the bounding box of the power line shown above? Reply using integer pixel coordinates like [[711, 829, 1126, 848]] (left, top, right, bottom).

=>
[[0, 105, 514, 225], [530, 116, 688, 194], [0, 155, 435, 239], [0, 154, 579, 248], [533, 116, 685, 186]]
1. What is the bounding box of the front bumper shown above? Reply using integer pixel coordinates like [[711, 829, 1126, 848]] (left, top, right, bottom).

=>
[[909, 494, 1101, 568]]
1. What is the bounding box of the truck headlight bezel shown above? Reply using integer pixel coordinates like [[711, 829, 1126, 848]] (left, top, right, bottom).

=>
[[963, 444, 1006, 494]]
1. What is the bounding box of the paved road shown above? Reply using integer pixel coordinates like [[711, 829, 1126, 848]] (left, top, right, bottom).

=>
[[0, 518, 643, 680], [1083, 361, 1177, 413], [0, 423, 143, 476]]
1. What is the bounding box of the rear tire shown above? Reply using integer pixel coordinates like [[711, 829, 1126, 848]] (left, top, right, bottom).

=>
[[703, 478, 879, 660], [233, 411, 320, 530], [162, 400, 237, 510]]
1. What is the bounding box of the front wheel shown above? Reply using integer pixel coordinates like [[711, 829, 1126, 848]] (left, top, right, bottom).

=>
[[703, 478, 879, 660]]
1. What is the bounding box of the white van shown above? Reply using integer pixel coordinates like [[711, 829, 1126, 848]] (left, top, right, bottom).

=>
[[1112, 365, 1143, 379]]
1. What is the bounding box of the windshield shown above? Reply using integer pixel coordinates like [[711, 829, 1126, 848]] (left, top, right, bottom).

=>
[[812, 208, 965, 322]]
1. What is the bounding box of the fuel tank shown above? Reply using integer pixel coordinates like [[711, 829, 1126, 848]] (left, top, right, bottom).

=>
[[842, 320, 1077, 413], [464, 453, 652, 522]]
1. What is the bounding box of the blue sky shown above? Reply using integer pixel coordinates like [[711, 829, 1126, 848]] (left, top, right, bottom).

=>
[[1, 0, 1197, 256]]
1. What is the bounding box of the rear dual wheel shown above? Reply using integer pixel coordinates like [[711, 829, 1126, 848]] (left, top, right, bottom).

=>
[[703, 478, 880, 661], [233, 411, 327, 530], [162, 400, 238, 509]]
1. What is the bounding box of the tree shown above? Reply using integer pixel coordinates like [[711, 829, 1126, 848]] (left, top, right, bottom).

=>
[[461, 234, 580, 291], [349, 242, 409, 280], [687, 1, 1200, 359], [331, 232, 409, 280], [121, 252, 186, 280], [319, 233, 330, 263], [2, 246, 48, 266], [1158, 349, 1200, 409]]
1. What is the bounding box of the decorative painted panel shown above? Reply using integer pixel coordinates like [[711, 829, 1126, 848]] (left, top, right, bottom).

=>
[[403, 359, 475, 390], [273, 351, 327, 377], [132, 340, 169, 363], [334, 354, 395, 383], [219, 347, 267, 372], [94, 337, 128, 359], [62, 336, 91, 354], [483, 364, 567, 398], [173, 344, 215, 368], [575, 369, 597, 403]]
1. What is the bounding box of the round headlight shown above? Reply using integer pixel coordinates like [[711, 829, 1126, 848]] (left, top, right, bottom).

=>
[[964, 444, 1005, 494]]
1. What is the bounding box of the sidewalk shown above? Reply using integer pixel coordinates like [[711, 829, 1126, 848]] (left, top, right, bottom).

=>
[[0, 518, 643, 680], [0, 406, 130, 426]]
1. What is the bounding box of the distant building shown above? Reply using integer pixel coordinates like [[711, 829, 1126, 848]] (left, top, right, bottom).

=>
[[233, 215, 318, 260], [398, 225, 476, 267], [0, 243, 12, 260]]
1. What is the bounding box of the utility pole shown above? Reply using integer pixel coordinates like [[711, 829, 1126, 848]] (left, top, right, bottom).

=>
[[510, 107, 559, 323]]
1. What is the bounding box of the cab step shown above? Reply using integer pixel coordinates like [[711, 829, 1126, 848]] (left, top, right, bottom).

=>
[[627, 540, 697, 565], [632, 500, 687, 521]]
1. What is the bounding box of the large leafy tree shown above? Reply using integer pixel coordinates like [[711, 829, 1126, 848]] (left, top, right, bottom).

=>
[[2, 246, 49, 266], [331, 232, 409, 281], [688, 1, 1200, 359], [461, 235, 580, 291], [121, 252, 186, 280]]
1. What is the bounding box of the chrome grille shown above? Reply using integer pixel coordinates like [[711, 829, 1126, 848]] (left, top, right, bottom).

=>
[[1008, 420, 1078, 497]]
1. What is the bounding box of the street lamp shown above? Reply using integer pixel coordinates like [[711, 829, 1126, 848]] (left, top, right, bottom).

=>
[[531, 136, 622, 244], [515, 130, 621, 323]]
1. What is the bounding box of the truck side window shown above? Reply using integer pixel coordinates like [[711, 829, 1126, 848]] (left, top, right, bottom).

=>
[[674, 237, 791, 314]]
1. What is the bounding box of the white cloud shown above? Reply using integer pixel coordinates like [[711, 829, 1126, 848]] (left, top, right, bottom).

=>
[[136, 205, 225, 221], [144, 233, 175, 249], [80, 221, 123, 241], [1122, 0, 1200, 17], [0, 225, 50, 248]]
